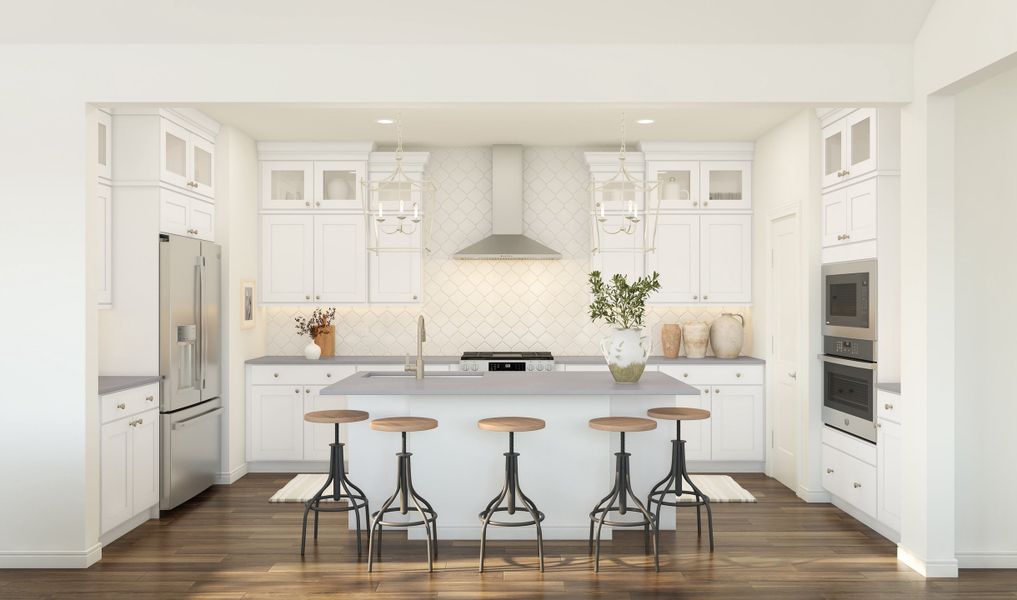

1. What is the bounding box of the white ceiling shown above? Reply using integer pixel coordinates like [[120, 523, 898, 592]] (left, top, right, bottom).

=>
[[4, 0, 934, 44], [194, 103, 809, 146]]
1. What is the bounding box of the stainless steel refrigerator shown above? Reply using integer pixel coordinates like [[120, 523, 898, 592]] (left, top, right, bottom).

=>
[[159, 233, 223, 510]]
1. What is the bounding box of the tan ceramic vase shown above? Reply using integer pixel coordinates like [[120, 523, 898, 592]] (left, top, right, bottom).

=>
[[683, 322, 710, 359], [709, 314, 745, 359], [313, 325, 336, 358], [661, 324, 682, 358]]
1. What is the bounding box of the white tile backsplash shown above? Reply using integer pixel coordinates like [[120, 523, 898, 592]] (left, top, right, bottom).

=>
[[266, 147, 751, 357]]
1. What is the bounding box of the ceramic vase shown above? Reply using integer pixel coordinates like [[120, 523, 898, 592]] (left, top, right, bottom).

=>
[[314, 325, 336, 358], [661, 324, 682, 358], [683, 322, 710, 359], [601, 328, 650, 383], [710, 313, 745, 359], [303, 339, 322, 360]]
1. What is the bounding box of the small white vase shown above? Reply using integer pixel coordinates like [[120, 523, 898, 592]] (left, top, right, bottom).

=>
[[600, 328, 650, 383], [303, 340, 322, 360]]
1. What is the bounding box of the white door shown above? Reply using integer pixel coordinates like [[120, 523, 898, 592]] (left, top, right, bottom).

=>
[[160, 189, 191, 237], [189, 134, 215, 200], [821, 187, 848, 247], [821, 119, 846, 188], [700, 161, 751, 209], [369, 250, 421, 303], [845, 178, 878, 244], [845, 108, 877, 180], [647, 161, 699, 210], [96, 183, 113, 306], [314, 215, 367, 303], [647, 214, 699, 303], [710, 385, 764, 461], [130, 409, 160, 511], [261, 161, 314, 210], [877, 418, 903, 532], [101, 418, 132, 533], [769, 213, 800, 490], [303, 384, 349, 462], [190, 199, 215, 242], [315, 161, 364, 210], [249, 386, 305, 461], [700, 214, 751, 303], [160, 119, 191, 191], [261, 215, 314, 303]]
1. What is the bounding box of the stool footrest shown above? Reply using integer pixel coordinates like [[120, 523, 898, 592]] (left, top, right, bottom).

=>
[[478, 507, 546, 528]]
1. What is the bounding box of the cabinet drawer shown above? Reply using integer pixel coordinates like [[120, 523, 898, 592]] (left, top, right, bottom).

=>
[[822, 424, 876, 466], [822, 442, 877, 518], [658, 364, 762, 386], [101, 383, 160, 424], [877, 389, 901, 424], [250, 365, 355, 386]]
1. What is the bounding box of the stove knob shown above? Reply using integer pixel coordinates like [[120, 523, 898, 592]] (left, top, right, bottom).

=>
[[545, 362, 553, 371], [471, 363, 479, 371], [528, 363, 534, 371], [536, 363, 544, 371], [460, 363, 468, 371]]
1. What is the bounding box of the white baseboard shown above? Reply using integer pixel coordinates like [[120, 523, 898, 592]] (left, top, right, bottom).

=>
[[830, 495, 899, 543], [246, 461, 329, 473], [686, 460, 764, 473], [897, 545, 959, 577], [216, 463, 249, 485], [797, 484, 831, 503], [0, 543, 102, 569], [956, 551, 1017, 569], [99, 507, 159, 547]]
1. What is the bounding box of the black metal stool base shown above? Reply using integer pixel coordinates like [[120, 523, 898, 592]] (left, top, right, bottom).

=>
[[646, 428, 715, 552], [478, 432, 545, 573], [589, 432, 659, 573], [367, 432, 438, 572], [300, 428, 370, 557]]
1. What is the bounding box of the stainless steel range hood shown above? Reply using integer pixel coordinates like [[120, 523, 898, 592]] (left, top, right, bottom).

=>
[[453, 145, 561, 260]]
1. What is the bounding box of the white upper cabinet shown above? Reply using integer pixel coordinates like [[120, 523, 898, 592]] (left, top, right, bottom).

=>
[[822, 120, 846, 188], [646, 214, 699, 303], [821, 108, 891, 189], [190, 133, 215, 198], [700, 215, 752, 303], [314, 214, 367, 303], [160, 118, 215, 200], [261, 161, 314, 210], [369, 250, 422, 303], [315, 161, 364, 210], [822, 178, 877, 248], [97, 109, 112, 183], [845, 109, 877, 178], [700, 161, 751, 210], [261, 215, 314, 303], [648, 161, 699, 210]]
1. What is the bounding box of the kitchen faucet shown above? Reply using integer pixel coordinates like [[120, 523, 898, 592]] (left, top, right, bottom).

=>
[[405, 315, 426, 379]]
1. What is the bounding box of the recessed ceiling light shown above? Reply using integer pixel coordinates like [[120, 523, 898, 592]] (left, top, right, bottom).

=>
[[636, 119, 655, 125], [376, 118, 395, 125]]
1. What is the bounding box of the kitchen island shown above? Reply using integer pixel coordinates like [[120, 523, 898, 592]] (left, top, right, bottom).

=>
[[320, 370, 700, 540]]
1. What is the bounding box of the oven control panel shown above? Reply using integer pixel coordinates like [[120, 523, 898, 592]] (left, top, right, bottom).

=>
[[823, 336, 876, 362]]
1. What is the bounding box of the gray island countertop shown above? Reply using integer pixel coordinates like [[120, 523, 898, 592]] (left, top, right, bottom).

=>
[[98, 375, 161, 395], [321, 370, 700, 396]]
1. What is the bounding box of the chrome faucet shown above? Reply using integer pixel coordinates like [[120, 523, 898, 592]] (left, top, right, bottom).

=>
[[405, 315, 426, 379]]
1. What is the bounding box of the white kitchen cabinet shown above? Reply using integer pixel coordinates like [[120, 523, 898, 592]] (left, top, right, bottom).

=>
[[822, 178, 877, 248], [260, 214, 315, 303], [261, 161, 314, 210], [100, 383, 160, 537], [303, 385, 347, 462], [249, 386, 305, 461], [130, 410, 160, 513], [647, 161, 699, 210], [679, 386, 713, 461], [700, 215, 752, 303], [821, 425, 878, 520], [95, 183, 113, 306], [822, 108, 889, 189], [369, 250, 422, 303], [646, 214, 699, 303], [314, 214, 367, 303], [160, 118, 215, 201], [709, 385, 764, 461], [315, 161, 364, 210], [700, 161, 751, 210], [97, 109, 112, 183], [822, 119, 847, 188], [876, 417, 902, 532], [100, 417, 132, 533]]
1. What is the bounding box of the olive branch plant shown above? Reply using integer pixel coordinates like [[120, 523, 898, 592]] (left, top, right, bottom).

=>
[[588, 271, 661, 330]]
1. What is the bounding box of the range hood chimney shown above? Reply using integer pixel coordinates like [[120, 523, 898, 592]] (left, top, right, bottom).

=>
[[452, 145, 562, 260]]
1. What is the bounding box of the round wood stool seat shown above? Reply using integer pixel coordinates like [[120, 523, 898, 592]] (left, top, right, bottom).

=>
[[304, 409, 369, 424], [646, 407, 711, 421], [478, 416, 546, 433], [588, 416, 657, 433], [370, 416, 438, 433]]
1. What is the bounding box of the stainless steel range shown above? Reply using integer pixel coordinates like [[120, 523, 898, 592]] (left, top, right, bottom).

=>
[[460, 351, 555, 372]]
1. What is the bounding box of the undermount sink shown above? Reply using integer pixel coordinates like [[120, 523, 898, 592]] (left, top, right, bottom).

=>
[[361, 371, 484, 379]]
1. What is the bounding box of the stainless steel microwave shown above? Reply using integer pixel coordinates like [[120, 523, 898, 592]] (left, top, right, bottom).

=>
[[822, 259, 877, 341]]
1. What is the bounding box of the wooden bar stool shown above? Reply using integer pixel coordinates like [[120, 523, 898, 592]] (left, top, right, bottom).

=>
[[588, 416, 660, 572], [477, 417, 547, 573], [300, 410, 371, 557], [367, 416, 439, 572], [645, 407, 714, 551]]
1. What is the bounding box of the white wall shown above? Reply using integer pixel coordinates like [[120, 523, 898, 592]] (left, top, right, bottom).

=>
[[215, 126, 265, 483], [952, 66, 1017, 567]]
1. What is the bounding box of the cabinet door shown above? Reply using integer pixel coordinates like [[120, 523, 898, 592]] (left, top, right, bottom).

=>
[[314, 215, 367, 303], [130, 410, 160, 512], [656, 369, 713, 461], [845, 178, 877, 244], [261, 161, 314, 210], [161, 119, 191, 190], [845, 109, 877, 180], [303, 385, 348, 461], [249, 386, 305, 461], [647, 214, 699, 303], [160, 189, 191, 237], [700, 161, 751, 209], [648, 161, 699, 210], [700, 215, 751, 303], [97, 110, 112, 182], [190, 199, 215, 242], [261, 215, 314, 303], [96, 183, 113, 306], [877, 418, 902, 532], [101, 418, 132, 533], [190, 134, 215, 200], [710, 385, 764, 461], [822, 120, 846, 188], [369, 250, 421, 303], [315, 161, 364, 210], [821, 188, 848, 247]]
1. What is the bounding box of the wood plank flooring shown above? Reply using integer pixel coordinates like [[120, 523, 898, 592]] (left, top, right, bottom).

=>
[[2, 473, 1015, 599]]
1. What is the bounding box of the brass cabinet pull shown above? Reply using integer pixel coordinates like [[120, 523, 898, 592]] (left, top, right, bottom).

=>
[[884, 403, 894, 410], [116, 403, 126, 410], [826, 468, 834, 474], [146, 395, 154, 402], [853, 482, 862, 488]]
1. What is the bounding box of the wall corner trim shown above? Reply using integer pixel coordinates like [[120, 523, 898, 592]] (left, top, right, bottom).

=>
[[897, 545, 960, 578], [216, 463, 249, 485]]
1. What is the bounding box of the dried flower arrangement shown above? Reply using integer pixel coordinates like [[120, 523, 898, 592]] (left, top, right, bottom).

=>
[[294, 307, 337, 339]]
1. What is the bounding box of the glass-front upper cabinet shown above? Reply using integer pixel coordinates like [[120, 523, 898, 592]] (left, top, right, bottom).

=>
[[647, 161, 699, 210], [161, 119, 191, 190], [315, 161, 364, 210], [822, 121, 844, 188], [700, 161, 751, 210], [261, 161, 314, 210], [845, 109, 876, 178], [97, 110, 112, 182], [190, 134, 215, 199]]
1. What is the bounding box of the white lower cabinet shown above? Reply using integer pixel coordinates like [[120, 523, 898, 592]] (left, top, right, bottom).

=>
[[876, 417, 902, 532], [680, 386, 712, 461], [100, 417, 133, 531], [249, 386, 305, 461], [822, 425, 878, 519], [303, 385, 347, 461], [100, 383, 160, 538]]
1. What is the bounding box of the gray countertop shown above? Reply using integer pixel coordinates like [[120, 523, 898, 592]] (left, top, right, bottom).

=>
[[98, 375, 161, 396], [248, 355, 764, 366], [877, 382, 901, 395], [321, 370, 700, 397]]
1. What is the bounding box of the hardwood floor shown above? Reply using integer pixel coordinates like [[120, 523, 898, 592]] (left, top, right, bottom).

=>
[[2, 473, 1015, 599]]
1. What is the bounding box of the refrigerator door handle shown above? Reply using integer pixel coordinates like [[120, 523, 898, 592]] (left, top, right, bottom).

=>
[[194, 259, 203, 390], [199, 257, 206, 390]]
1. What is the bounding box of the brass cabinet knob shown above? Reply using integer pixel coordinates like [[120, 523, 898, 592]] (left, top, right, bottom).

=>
[[692, 295, 698, 300], [305, 389, 310, 394], [305, 295, 311, 300], [682, 373, 689, 378], [315, 202, 321, 207], [703, 295, 709, 300], [703, 201, 709, 206], [146, 395, 154, 402], [305, 201, 310, 207], [853, 482, 862, 488], [295, 389, 300, 394], [316, 295, 321, 300], [736, 373, 741, 378], [826, 468, 834, 474], [714, 388, 720, 394], [273, 373, 279, 378], [116, 403, 126, 410], [692, 201, 698, 207], [884, 403, 894, 410], [326, 373, 332, 378]]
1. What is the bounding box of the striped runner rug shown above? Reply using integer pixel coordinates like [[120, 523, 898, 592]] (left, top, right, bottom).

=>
[[269, 473, 755, 503]]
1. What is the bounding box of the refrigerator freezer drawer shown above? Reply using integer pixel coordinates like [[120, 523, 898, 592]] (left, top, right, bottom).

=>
[[160, 398, 222, 510]]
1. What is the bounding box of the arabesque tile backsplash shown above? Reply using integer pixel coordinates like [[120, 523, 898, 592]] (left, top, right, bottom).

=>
[[264, 147, 751, 357]]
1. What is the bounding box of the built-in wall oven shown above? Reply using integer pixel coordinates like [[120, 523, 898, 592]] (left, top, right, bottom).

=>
[[822, 259, 877, 340], [821, 336, 877, 442]]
